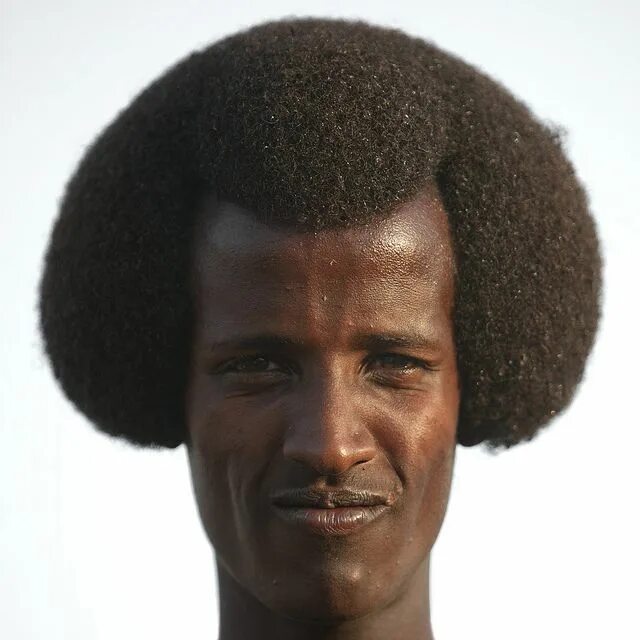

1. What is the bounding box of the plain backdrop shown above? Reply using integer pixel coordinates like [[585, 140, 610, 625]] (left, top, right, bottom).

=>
[[2, 1, 638, 638]]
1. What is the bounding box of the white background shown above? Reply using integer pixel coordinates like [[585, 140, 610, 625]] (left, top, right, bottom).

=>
[[2, 1, 638, 638]]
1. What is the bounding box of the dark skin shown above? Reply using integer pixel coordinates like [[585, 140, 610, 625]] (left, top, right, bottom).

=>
[[185, 184, 460, 640]]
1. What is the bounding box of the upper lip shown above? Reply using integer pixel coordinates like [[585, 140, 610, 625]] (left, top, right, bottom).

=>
[[270, 488, 394, 508]]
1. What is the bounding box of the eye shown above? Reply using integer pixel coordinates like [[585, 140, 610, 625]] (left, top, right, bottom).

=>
[[369, 353, 430, 372], [214, 354, 291, 380], [365, 353, 435, 388], [210, 355, 294, 397], [218, 355, 290, 376]]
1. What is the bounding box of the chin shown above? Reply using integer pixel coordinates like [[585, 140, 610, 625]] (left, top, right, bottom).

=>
[[268, 592, 385, 625], [255, 561, 402, 624]]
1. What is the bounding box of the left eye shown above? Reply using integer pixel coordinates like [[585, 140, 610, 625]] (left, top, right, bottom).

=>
[[368, 354, 427, 372]]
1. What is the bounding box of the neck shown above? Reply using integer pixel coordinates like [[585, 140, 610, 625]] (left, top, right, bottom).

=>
[[215, 556, 434, 640]]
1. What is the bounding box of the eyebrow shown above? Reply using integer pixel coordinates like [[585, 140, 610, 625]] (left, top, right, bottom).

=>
[[208, 334, 305, 352], [351, 332, 442, 352], [208, 331, 442, 353]]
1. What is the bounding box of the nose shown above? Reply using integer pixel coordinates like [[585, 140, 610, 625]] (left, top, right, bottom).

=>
[[282, 373, 377, 476]]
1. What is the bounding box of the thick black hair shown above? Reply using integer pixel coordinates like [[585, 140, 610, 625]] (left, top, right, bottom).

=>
[[38, 17, 601, 449]]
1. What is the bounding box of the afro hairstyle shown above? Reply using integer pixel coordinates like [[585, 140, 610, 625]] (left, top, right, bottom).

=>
[[38, 17, 601, 449]]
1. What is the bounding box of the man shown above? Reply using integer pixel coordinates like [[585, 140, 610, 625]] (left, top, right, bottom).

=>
[[39, 18, 601, 639]]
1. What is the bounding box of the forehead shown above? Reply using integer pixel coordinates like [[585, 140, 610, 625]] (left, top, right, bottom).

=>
[[190, 188, 455, 342], [193, 186, 453, 274]]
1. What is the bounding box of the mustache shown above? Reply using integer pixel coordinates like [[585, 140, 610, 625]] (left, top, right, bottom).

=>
[[270, 487, 398, 508]]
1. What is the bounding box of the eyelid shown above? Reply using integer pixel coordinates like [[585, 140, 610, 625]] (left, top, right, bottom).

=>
[[365, 352, 438, 371], [211, 351, 439, 376], [216, 354, 294, 375]]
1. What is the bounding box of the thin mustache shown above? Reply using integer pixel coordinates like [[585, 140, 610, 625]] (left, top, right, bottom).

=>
[[270, 488, 396, 508]]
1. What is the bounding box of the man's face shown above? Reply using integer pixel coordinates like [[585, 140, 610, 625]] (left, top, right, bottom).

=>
[[185, 188, 460, 621]]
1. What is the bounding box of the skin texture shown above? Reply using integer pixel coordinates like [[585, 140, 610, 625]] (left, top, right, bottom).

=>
[[185, 185, 460, 640]]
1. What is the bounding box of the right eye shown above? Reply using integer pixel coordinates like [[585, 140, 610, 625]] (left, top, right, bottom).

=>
[[212, 356, 296, 393], [220, 356, 285, 375]]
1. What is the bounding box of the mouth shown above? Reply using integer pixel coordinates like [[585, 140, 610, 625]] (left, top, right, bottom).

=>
[[270, 488, 394, 536]]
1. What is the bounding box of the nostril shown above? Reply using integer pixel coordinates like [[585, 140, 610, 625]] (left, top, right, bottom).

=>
[[282, 428, 376, 477]]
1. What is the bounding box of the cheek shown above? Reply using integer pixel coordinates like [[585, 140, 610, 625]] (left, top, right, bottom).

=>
[[412, 424, 456, 531], [375, 379, 458, 547], [185, 375, 280, 549], [186, 371, 282, 459], [375, 364, 458, 475], [390, 400, 456, 501]]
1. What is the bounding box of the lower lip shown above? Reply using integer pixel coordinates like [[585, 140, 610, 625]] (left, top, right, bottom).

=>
[[272, 505, 388, 536]]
